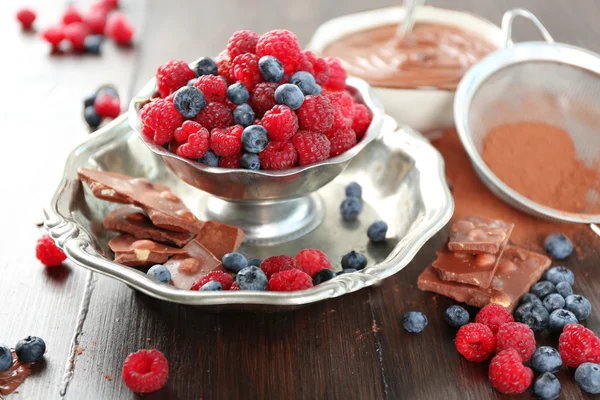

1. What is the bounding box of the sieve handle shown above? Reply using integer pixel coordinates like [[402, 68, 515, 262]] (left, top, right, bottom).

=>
[[501, 8, 555, 47]]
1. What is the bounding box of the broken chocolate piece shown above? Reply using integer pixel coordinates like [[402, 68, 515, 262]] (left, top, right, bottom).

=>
[[164, 239, 225, 289], [109, 234, 186, 267], [448, 216, 514, 254], [104, 206, 194, 247], [195, 220, 245, 260]]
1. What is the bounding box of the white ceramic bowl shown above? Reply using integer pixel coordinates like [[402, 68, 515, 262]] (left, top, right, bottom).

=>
[[308, 6, 504, 138]]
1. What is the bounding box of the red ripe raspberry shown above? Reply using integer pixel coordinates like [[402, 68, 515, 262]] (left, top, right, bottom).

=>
[[326, 92, 354, 128], [260, 255, 296, 279], [292, 130, 331, 166], [62, 6, 83, 25], [352, 104, 372, 140], [94, 93, 121, 119], [122, 349, 168, 393], [475, 303, 514, 335], [260, 105, 299, 141], [140, 99, 183, 145], [102, 0, 119, 10], [230, 282, 240, 290], [210, 125, 243, 157], [16, 8, 36, 30], [174, 121, 210, 159], [256, 30, 302, 75], [63, 22, 89, 51], [327, 128, 357, 157], [84, 9, 107, 35], [36, 234, 66, 267], [41, 25, 65, 48], [232, 53, 263, 91], [297, 95, 335, 133], [215, 51, 235, 84], [194, 101, 234, 131], [250, 82, 279, 117], [156, 59, 195, 98], [295, 249, 332, 277], [194, 75, 227, 102], [259, 140, 298, 170], [495, 322, 536, 362], [267, 269, 313, 291], [227, 30, 259, 59], [218, 154, 242, 169], [559, 323, 600, 368], [105, 12, 134, 45], [190, 271, 233, 290], [455, 323, 496, 362], [302, 51, 330, 86], [488, 349, 533, 395], [296, 53, 315, 75], [323, 57, 347, 91]]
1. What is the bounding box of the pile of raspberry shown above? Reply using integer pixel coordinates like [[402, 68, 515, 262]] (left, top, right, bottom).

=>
[[139, 29, 373, 170]]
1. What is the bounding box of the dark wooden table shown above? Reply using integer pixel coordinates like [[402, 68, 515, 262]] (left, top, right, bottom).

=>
[[3, 0, 600, 398]]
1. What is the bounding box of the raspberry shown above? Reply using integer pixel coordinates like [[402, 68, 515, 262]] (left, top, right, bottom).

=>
[[495, 322, 536, 361], [156, 59, 194, 98], [194, 75, 227, 102], [232, 53, 263, 91], [62, 6, 83, 25], [140, 99, 183, 145], [295, 249, 332, 277], [90, 1, 113, 14], [174, 121, 209, 159], [352, 104, 372, 140], [559, 323, 600, 368], [260, 255, 297, 279], [210, 125, 243, 157], [41, 25, 65, 48], [101, 0, 119, 10], [326, 92, 354, 129], [105, 12, 134, 45], [259, 140, 297, 170], [230, 282, 240, 290], [327, 127, 356, 157], [260, 105, 299, 141], [292, 130, 331, 166], [489, 349, 533, 394], [267, 269, 313, 291], [215, 51, 235, 84], [218, 154, 242, 169], [323, 57, 347, 91], [256, 30, 302, 75], [250, 82, 279, 117], [301, 51, 330, 85], [475, 303, 514, 335], [297, 95, 335, 133], [190, 271, 233, 290], [16, 8, 36, 30], [94, 93, 121, 119], [84, 9, 107, 35], [36, 234, 66, 267], [296, 53, 315, 75], [194, 101, 234, 131], [122, 349, 168, 393], [227, 30, 259, 59], [455, 323, 496, 362], [63, 22, 89, 51]]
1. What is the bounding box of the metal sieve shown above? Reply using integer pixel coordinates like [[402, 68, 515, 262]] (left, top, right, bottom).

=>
[[454, 8, 600, 230]]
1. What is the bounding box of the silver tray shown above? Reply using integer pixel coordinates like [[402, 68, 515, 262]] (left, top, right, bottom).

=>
[[43, 115, 453, 310]]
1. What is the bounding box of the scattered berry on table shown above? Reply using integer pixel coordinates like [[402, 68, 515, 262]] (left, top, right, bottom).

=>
[[194, 57, 218, 77], [236, 266, 268, 290], [15, 336, 46, 363], [297, 95, 335, 133], [488, 348, 533, 395], [36, 234, 66, 267], [84, 106, 102, 129], [41, 25, 65, 49], [84, 9, 107, 35], [327, 127, 357, 157], [198, 150, 219, 167], [555, 281, 573, 298], [191, 271, 233, 290], [514, 301, 549, 333], [94, 93, 120, 119], [475, 303, 514, 334], [16, 8, 36, 30], [534, 372, 561, 400], [260, 255, 296, 279], [227, 30, 259, 59], [173, 86, 206, 119], [147, 265, 171, 283], [301, 51, 329, 85], [247, 258, 262, 267], [455, 323, 496, 362], [232, 53, 262, 91], [543, 293, 566, 313], [105, 12, 134, 45], [518, 293, 543, 307], [219, 154, 242, 169], [352, 104, 372, 139], [194, 75, 227, 102], [261, 105, 299, 141], [97, 86, 119, 99], [222, 252, 248, 273], [341, 251, 367, 271], [295, 249, 332, 278], [259, 140, 298, 170], [258, 56, 284, 83], [340, 197, 362, 221], [274, 84, 305, 110], [367, 221, 388, 242], [83, 34, 104, 55], [256, 29, 302, 75], [156, 59, 195, 98], [267, 269, 313, 291], [495, 322, 536, 361], [241, 125, 269, 153], [292, 130, 331, 166], [337, 268, 357, 275], [323, 57, 347, 91], [313, 269, 336, 285], [122, 349, 168, 393], [194, 101, 234, 131], [226, 82, 249, 105], [240, 153, 261, 170], [62, 6, 84, 25], [549, 309, 578, 333], [200, 281, 222, 291], [544, 266, 575, 285], [575, 362, 600, 394], [233, 104, 255, 127], [63, 22, 89, 51], [250, 82, 279, 117], [530, 280, 556, 299], [345, 182, 362, 198], [210, 125, 243, 157], [402, 311, 428, 333], [531, 346, 563, 374], [564, 294, 592, 321], [544, 233, 573, 260], [444, 305, 470, 328], [559, 323, 600, 368], [0, 345, 13, 372], [290, 71, 321, 95]]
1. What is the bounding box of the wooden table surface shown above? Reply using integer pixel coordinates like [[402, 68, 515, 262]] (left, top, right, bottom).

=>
[[3, 0, 600, 398]]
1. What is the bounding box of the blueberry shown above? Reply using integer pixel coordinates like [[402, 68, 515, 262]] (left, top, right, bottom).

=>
[[147, 265, 171, 283], [575, 362, 600, 394], [402, 311, 428, 333], [187, 78, 198, 86], [0, 345, 12, 372], [543, 293, 566, 313], [241, 125, 269, 154], [274, 84, 304, 110], [534, 372, 561, 400], [548, 309, 578, 332], [544, 266, 575, 285], [345, 182, 362, 198], [340, 196, 362, 221], [240, 153, 261, 170], [195, 57, 218, 77], [226, 82, 250, 105], [236, 266, 268, 291], [341, 251, 367, 270], [200, 281, 222, 291], [173, 86, 206, 119], [84, 92, 97, 108], [222, 252, 248, 273], [564, 294, 592, 320], [530, 281, 556, 299], [313, 269, 336, 285], [531, 346, 563, 373], [368, 221, 388, 242], [337, 268, 357, 275], [544, 233, 573, 259], [555, 281, 573, 298], [444, 305, 470, 328], [519, 293, 543, 307], [199, 150, 219, 167], [97, 86, 119, 99], [290, 71, 320, 95], [514, 302, 549, 332], [84, 34, 104, 54], [258, 56, 284, 83], [84, 106, 102, 129], [15, 336, 46, 363], [233, 104, 255, 127], [247, 258, 262, 267]]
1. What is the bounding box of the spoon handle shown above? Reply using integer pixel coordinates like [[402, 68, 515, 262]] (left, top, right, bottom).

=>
[[396, 0, 426, 39]]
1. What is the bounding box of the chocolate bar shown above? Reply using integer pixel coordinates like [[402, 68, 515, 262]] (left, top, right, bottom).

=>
[[195, 220, 245, 260], [108, 234, 186, 267], [448, 216, 514, 254], [164, 239, 225, 289]]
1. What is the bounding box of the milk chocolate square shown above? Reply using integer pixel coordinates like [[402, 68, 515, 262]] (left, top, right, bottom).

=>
[[194, 220, 245, 260], [163, 239, 225, 289], [109, 234, 187, 267], [448, 216, 514, 254]]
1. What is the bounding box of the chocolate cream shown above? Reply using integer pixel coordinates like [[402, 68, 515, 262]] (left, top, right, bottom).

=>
[[322, 22, 497, 90], [0, 351, 32, 396]]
